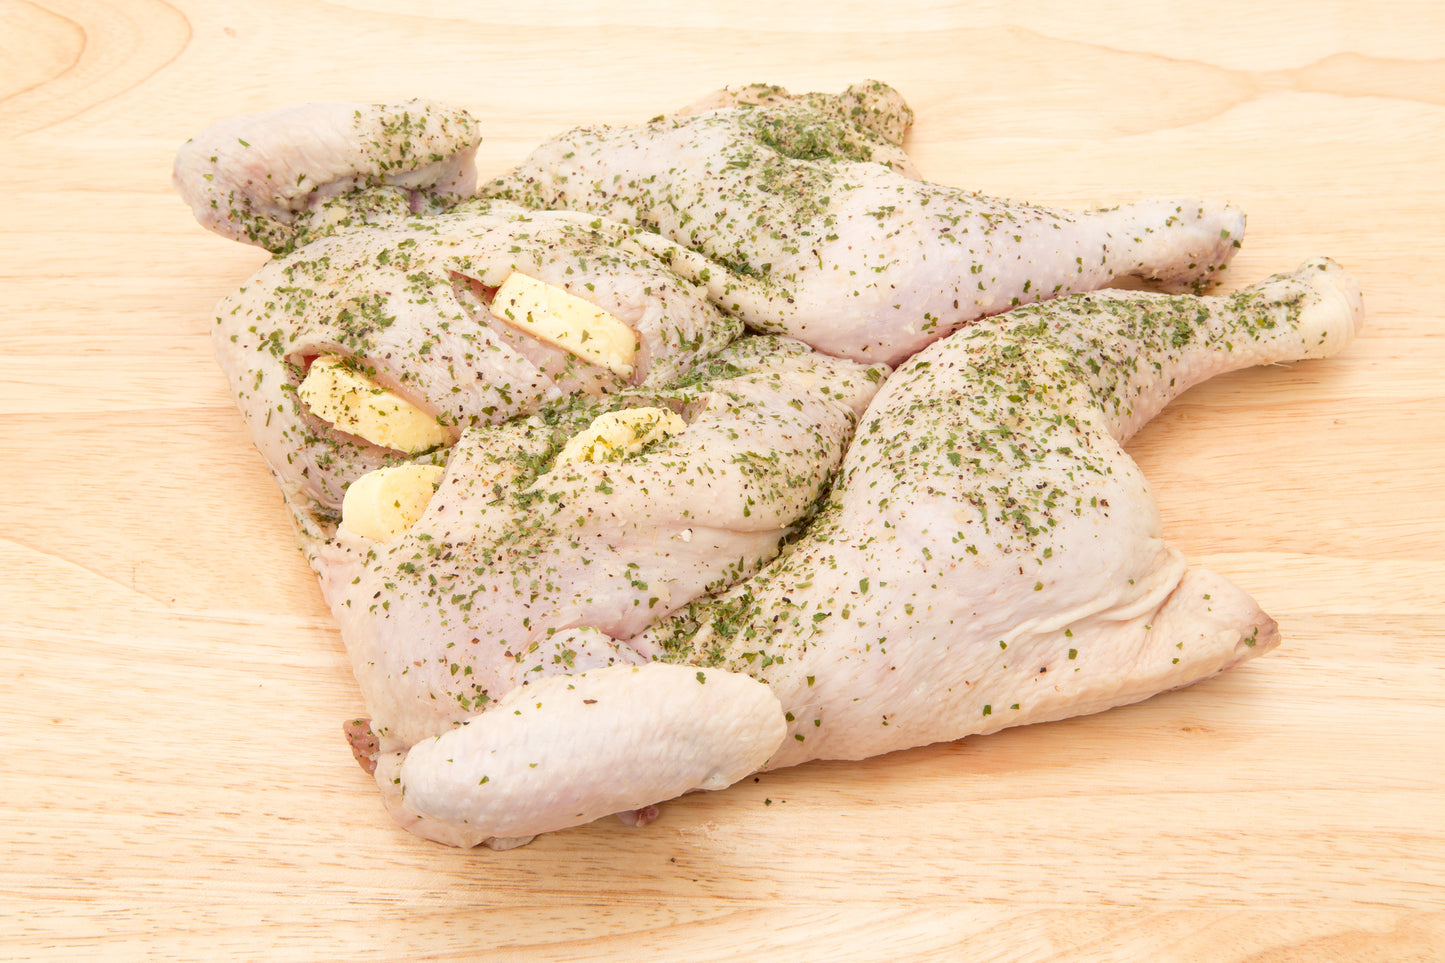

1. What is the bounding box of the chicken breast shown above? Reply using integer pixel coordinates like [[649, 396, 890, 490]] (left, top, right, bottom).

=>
[[482, 80, 1246, 365], [209, 203, 741, 513], [311, 336, 886, 750], [176, 100, 745, 514]]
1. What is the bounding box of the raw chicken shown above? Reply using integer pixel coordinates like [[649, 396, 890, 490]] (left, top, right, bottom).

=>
[[641, 257, 1363, 761], [174, 100, 482, 253], [172, 88, 1361, 852], [177, 101, 748, 513], [395, 258, 1362, 846], [481, 81, 1246, 365], [209, 205, 742, 513], [311, 337, 886, 751], [377, 662, 790, 850]]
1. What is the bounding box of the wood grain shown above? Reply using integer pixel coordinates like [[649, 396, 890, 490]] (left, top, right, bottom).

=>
[[2, 1, 1441, 959]]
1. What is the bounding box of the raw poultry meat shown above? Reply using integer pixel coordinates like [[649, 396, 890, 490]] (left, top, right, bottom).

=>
[[635, 259, 1363, 767], [311, 336, 885, 752], [481, 81, 1246, 365], [396, 258, 1362, 846], [183, 103, 744, 513], [208, 205, 742, 513], [174, 100, 483, 253], [173, 84, 1362, 851]]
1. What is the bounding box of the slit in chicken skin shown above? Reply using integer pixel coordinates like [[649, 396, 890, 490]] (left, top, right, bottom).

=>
[[448, 269, 644, 395], [295, 352, 455, 455]]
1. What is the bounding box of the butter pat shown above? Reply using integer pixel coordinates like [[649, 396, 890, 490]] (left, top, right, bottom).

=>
[[555, 407, 687, 467], [491, 273, 637, 377], [341, 464, 446, 540], [298, 356, 448, 454]]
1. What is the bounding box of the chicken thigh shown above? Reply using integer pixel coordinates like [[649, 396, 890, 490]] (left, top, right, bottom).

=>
[[174, 100, 482, 253], [482, 81, 1246, 364]]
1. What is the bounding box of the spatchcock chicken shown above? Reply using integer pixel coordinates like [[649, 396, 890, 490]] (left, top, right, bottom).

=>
[[174, 82, 1364, 850]]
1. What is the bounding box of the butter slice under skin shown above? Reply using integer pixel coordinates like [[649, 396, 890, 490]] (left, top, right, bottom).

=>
[[297, 355, 449, 454], [555, 407, 688, 467], [341, 464, 446, 540], [491, 273, 637, 377]]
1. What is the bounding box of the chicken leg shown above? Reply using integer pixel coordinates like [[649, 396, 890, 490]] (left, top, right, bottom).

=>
[[482, 80, 1246, 365], [638, 258, 1363, 769]]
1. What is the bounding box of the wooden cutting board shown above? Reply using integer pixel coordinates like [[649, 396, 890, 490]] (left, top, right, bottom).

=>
[[3, 1, 1441, 959]]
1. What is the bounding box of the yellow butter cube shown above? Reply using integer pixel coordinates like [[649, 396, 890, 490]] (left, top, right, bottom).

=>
[[490, 273, 637, 377], [555, 407, 688, 467], [341, 464, 446, 540], [298, 356, 449, 454]]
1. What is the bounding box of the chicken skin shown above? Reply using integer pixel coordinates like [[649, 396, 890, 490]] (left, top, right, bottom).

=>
[[312, 337, 885, 751], [637, 258, 1363, 766], [394, 258, 1361, 846], [482, 81, 1246, 365], [172, 87, 1361, 851]]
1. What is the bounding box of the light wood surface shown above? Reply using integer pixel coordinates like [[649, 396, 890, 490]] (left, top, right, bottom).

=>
[[3, 1, 1442, 959]]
